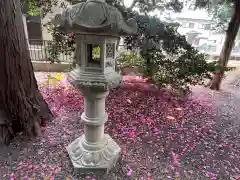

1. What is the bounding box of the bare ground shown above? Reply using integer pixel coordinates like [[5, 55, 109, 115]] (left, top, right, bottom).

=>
[[0, 71, 240, 180]]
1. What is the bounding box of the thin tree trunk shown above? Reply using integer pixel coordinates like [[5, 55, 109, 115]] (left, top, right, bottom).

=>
[[0, 0, 53, 144], [209, 1, 240, 90]]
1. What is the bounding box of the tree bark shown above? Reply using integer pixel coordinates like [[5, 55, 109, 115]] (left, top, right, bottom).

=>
[[0, 0, 53, 144], [209, 1, 240, 90]]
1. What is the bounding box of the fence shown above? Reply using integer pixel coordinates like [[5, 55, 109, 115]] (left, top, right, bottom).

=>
[[28, 39, 127, 63], [28, 39, 240, 64], [28, 39, 74, 63]]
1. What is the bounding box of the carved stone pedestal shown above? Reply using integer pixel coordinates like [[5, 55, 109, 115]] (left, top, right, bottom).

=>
[[54, 0, 138, 175], [66, 85, 121, 175], [67, 134, 121, 174]]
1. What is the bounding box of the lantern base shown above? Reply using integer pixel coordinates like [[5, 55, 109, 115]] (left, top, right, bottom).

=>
[[66, 134, 121, 175]]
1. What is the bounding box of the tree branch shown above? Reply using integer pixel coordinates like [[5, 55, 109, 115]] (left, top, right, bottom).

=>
[[129, 0, 139, 10], [151, 0, 156, 6]]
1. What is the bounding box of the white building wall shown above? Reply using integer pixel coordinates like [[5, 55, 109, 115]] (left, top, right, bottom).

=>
[[170, 0, 229, 55]]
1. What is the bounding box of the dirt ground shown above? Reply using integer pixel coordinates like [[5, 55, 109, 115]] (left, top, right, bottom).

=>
[[0, 71, 240, 180]]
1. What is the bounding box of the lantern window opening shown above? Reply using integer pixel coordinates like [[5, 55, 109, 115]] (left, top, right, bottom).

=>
[[86, 44, 101, 67]]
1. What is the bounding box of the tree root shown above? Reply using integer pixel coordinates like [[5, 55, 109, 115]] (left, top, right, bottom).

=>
[[0, 111, 12, 144], [33, 121, 42, 137], [0, 90, 52, 144], [207, 73, 223, 91]]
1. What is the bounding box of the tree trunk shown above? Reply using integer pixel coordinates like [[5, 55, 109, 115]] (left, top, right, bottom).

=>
[[0, 0, 53, 144], [209, 1, 240, 90]]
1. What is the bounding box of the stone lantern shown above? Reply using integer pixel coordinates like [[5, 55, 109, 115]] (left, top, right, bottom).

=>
[[54, 0, 138, 174]]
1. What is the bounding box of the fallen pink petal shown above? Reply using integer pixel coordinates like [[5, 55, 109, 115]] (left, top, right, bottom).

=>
[[0, 72, 239, 180], [128, 131, 136, 137], [233, 175, 240, 179], [127, 168, 133, 176], [171, 152, 180, 167]]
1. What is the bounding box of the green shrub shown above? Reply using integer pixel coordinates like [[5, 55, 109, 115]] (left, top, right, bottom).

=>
[[124, 15, 218, 94], [116, 51, 145, 73], [92, 45, 100, 58]]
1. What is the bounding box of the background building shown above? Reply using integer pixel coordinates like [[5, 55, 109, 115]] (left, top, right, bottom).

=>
[[171, 1, 240, 58]]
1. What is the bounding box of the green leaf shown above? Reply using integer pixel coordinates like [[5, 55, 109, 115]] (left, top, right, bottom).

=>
[[58, 172, 65, 177], [10, 166, 15, 172], [215, 65, 225, 72], [28, 0, 40, 16]]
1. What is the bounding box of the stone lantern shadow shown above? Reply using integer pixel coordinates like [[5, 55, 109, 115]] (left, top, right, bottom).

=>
[[54, 0, 138, 175]]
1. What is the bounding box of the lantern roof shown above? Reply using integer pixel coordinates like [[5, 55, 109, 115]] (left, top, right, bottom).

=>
[[54, 0, 138, 36]]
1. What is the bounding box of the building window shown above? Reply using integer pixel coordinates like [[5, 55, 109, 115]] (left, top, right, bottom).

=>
[[181, 22, 195, 28], [188, 23, 195, 29], [204, 24, 211, 30], [188, 3, 195, 10], [198, 24, 211, 30], [198, 24, 204, 29], [181, 22, 188, 28], [193, 39, 200, 46], [27, 16, 43, 45]]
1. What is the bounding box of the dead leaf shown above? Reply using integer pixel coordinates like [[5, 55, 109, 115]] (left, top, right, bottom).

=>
[[127, 99, 132, 104], [44, 176, 51, 180], [166, 116, 176, 120], [66, 176, 71, 180]]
